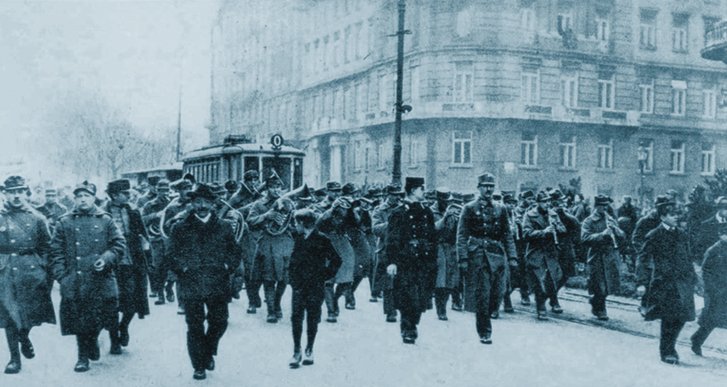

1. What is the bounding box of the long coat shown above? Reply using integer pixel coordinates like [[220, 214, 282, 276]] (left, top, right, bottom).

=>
[[104, 203, 150, 319], [289, 231, 342, 300], [0, 204, 56, 329], [581, 211, 624, 296], [371, 201, 397, 293], [522, 207, 563, 295], [315, 206, 356, 284], [432, 203, 459, 289], [246, 195, 294, 283], [641, 225, 696, 322], [385, 200, 437, 313], [167, 212, 242, 302], [698, 240, 727, 329], [50, 206, 126, 336]]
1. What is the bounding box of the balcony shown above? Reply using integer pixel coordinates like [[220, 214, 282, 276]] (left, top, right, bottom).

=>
[[702, 20, 727, 63]]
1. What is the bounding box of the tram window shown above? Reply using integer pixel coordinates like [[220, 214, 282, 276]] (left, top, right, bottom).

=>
[[244, 157, 259, 176], [294, 158, 303, 189], [263, 157, 292, 189]]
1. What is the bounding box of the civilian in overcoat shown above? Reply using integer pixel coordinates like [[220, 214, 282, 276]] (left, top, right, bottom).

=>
[[690, 227, 727, 355]]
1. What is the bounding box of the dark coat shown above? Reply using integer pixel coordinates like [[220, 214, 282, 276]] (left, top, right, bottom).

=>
[[50, 206, 126, 336], [371, 200, 397, 293], [699, 240, 727, 329], [385, 200, 437, 313], [35, 201, 67, 235], [167, 212, 243, 302], [0, 204, 56, 329], [632, 210, 661, 286], [641, 225, 696, 322], [246, 196, 294, 282], [432, 203, 460, 289], [289, 231, 342, 300], [522, 207, 563, 294], [696, 215, 727, 262], [581, 211, 625, 296], [104, 203, 150, 318], [316, 206, 357, 284]]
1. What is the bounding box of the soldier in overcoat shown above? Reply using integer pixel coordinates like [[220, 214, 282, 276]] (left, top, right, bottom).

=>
[[160, 179, 194, 313], [103, 179, 150, 350], [50, 181, 126, 372], [431, 188, 460, 321], [641, 198, 696, 364], [581, 195, 625, 321], [141, 179, 171, 304], [690, 225, 727, 356], [455, 173, 516, 344], [632, 195, 668, 304], [342, 183, 373, 310], [385, 177, 436, 344], [166, 184, 242, 380], [371, 184, 404, 323], [0, 176, 55, 374], [35, 188, 67, 236]]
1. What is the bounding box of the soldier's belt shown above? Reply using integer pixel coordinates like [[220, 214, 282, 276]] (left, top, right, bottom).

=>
[[0, 248, 36, 255]]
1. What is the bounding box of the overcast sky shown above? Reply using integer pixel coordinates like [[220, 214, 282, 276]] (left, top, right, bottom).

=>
[[0, 0, 217, 165]]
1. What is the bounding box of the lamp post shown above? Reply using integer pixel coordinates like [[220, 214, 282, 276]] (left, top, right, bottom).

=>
[[637, 144, 648, 211]]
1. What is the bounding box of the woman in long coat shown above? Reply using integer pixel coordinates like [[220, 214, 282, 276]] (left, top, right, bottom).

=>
[[641, 200, 695, 364], [690, 228, 727, 355]]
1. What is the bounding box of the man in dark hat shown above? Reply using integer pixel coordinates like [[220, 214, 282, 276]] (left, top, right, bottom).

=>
[[640, 197, 695, 364], [431, 188, 461, 321], [581, 195, 626, 321], [632, 195, 670, 303], [371, 183, 405, 322], [141, 179, 172, 303], [385, 177, 436, 344], [160, 179, 195, 314], [224, 180, 239, 201], [0, 176, 56, 374], [456, 173, 516, 344], [312, 181, 342, 214], [246, 173, 295, 321], [166, 184, 243, 380], [50, 180, 126, 372], [36, 188, 68, 235], [103, 179, 150, 352]]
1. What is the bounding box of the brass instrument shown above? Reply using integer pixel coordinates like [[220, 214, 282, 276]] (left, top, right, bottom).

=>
[[605, 213, 619, 249], [445, 202, 462, 222], [218, 199, 246, 243], [147, 215, 162, 238], [509, 209, 522, 241], [547, 208, 566, 248], [264, 184, 309, 236]]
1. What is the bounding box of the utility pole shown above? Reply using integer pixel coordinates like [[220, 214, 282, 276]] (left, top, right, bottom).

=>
[[391, 0, 411, 185]]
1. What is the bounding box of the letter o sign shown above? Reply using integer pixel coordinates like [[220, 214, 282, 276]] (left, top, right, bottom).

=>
[[270, 134, 284, 150]]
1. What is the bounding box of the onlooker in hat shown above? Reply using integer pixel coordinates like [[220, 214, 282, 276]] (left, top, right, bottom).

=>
[[691, 224, 727, 357], [640, 197, 696, 364], [141, 179, 172, 304], [166, 184, 243, 380], [581, 195, 626, 321], [36, 188, 68, 235], [456, 173, 516, 344], [50, 180, 126, 372], [103, 179, 150, 354], [0, 176, 56, 374], [287, 209, 341, 368], [385, 177, 436, 344], [371, 183, 405, 322], [431, 187, 460, 321], [160, 178, 195, 315]]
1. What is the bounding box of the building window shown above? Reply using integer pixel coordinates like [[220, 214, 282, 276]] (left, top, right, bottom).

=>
[[670, 140, 686, 174], [452, 130, 472, 165], [520, 133, 538, 166], [597, 138, 613, 169], [595, 17, 610, 41], [639, 81, 654, 113], [379, 73, 392, 113], [559, 136, 577, 169], [557, 11, 573, 34], [639, 9, 657, 50], [408, 138, 420, 167], [598, 74, 615, 110], [453, 62, 474, 102], [672, 80, 687, 116], [521, 69, 540, 105], [521, 7, 536, 35], [344, 26, 352, 64], [703, 88, 717, 119], [561, 74, 578, 108], [377, 142, 386, 170], [353, 141, 362, 171], [672, 14, 689, 53], [364, 146, 370, 172], [332, 31, 340, 67], [410, 65, 420, 103], [639, 139, 654, 173], [702, 144, 716, 176]]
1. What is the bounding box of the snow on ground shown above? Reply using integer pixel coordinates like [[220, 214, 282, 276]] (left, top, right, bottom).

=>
[[2, 286, 727, 387]]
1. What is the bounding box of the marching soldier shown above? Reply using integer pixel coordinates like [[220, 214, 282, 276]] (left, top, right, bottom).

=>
[[431, 188, 460, 321], [166, 184, 243, 380], [456, 173, 516, 344], [514, 190, 534, 306], [581, 195, 626, 321], [371, 184, 404, 323], [385, 177, 436, 344], [210, 184, 249, 301], [341, 183, 373, 310], [141, 179, 171, 303], [160, 179, 194, 314], [50, 181, 126, 372], [103, 179, 150, 350], [229, 170, 262, 211], [35, 188, 67, 235], [0, 176, 56, 374], [246, 174, 295, 323]]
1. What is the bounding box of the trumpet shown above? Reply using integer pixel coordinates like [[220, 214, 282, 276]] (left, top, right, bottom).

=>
[[548, 209, 566, 247]]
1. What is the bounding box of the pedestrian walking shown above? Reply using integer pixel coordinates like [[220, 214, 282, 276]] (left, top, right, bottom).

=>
[[690, 225, 727, 356]]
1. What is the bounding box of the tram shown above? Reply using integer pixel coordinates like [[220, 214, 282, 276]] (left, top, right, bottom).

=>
[[182, 134, 305, 189], [121, 163, 184, 186]]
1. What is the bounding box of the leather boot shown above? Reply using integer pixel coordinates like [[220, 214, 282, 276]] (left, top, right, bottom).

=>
[[4, 329, 21, 374]]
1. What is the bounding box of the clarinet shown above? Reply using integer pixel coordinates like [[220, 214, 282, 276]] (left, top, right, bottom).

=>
[[605, 214, 619, 249]]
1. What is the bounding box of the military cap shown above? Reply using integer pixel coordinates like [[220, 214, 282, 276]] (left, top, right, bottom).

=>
[[535, 191, 550, 203], [715, 196, 727, 209], [147, 176, 161, 187], [655, 196, 676, 210], [266, 173, 283, 187], [519, 190, 535, 200], [435, 187, 451, 201], [297, 185, 315, 202], [462, 193, 476, 203], [224, 180, 239, 192], [170, 179, 193, 191], [424, 190, 436, 201], [450, 192, 463, 204], [294, 208, 318, 227], [314, 188, 328, 197], [548, 189, 563, 201], [477, 173, 496, 187], [365, 187, 382, 199], [502, 191, 517, 204], [187, 183, 217, 202], [385, 183, 405, 196], [594, 195, 613, 206], [45, 188, 58, 196], [492, 192, 503, 201], [243, 170, 259, 181], [326, 181, 342, 191], [183, 173, 196, 184], [73, 180, 97, 196], [156, 179, 170, 189], [210, 183, 227, 195], [342, 183, 359, 196], [404, 177, 425, 193], [622, 195, 632, 201], [2, 175, 28, 191], [106, 179, 131, 195]]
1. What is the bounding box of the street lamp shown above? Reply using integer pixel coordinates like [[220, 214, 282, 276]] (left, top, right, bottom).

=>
[[637, 144, 648, 211]]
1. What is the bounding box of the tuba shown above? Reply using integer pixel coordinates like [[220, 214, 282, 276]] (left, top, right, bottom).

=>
[[264, 184, 308, 236], [219, 199, 246, 243]]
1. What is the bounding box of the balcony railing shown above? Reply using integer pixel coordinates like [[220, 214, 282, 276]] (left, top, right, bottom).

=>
[[702, 20, 727, 63]]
